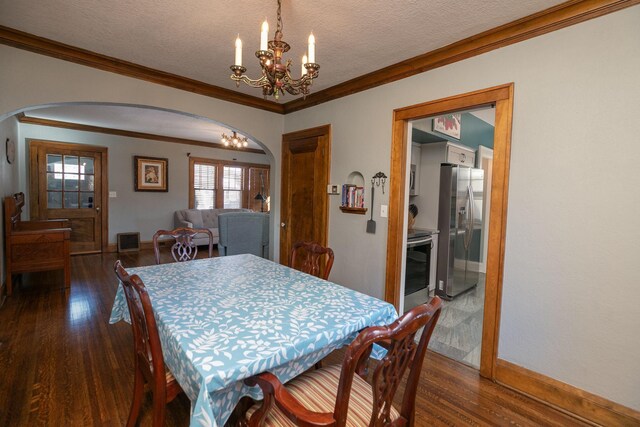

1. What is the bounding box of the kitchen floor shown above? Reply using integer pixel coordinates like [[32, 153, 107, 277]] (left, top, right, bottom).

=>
[[405, 273, 485, 369]]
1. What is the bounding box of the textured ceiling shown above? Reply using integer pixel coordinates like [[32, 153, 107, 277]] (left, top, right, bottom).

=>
[[0, 0, 566, 101]]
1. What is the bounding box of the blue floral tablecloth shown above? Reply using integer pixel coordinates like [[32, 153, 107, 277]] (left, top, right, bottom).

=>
[[109, 254, 397, 427]]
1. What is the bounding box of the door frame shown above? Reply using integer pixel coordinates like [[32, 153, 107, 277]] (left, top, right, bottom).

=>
[[385, 84, 514, 379], [279, 125, 331, 265], [477, 145, 494, 273], [28, 139, 109, 254]]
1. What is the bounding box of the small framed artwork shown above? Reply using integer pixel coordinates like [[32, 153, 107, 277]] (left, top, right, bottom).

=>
[[433, 113, 462, 139], [134, 156, 168, 192], [6, 138, 15, 164]]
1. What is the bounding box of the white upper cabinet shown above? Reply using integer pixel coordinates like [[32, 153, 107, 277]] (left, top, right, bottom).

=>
[[446, 143, 475, 166]]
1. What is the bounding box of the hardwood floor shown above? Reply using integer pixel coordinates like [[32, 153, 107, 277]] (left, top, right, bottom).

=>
[[0, 250, 589, 426]]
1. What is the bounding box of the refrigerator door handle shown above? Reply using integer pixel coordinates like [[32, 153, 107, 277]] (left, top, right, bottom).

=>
[[469, 183, 475, 238], [464, 184, 473, 249]]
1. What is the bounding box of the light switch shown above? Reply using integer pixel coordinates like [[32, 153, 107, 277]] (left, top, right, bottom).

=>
[[327, 185, 339, 194], [380, 204, 388, 218], [109, 191, 117, 198]]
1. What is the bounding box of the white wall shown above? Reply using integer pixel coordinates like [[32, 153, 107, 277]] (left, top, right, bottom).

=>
[[0, 5, 639, 411], [0, 116, 21, 289], [18, 123, 269, 244], [284, 7, 640, 410]]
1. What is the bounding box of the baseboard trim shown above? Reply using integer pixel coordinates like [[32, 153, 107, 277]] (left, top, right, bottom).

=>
[[495, 358, 640, 426]]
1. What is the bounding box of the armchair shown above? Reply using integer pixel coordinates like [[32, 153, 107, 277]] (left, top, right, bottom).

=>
[[218, 212, 269, 258]]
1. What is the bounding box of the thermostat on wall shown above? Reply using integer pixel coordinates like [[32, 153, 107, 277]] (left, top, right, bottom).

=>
[[327, 185, 339, 195]]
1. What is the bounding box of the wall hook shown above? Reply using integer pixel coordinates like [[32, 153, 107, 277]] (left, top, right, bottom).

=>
[[372, 172, 388, 194]]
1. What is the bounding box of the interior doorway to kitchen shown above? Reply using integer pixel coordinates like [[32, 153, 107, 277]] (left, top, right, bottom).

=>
[[404, 106, 495, 369], [385, 84, 514, 379]]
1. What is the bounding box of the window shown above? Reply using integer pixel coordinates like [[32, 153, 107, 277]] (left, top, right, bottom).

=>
[[189, 157, 270, 211], [46, 154, 95, 209], [223, 166, 243, 208], [193, 163, 216, 209]]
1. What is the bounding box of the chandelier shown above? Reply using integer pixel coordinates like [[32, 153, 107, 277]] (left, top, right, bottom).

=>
[[230, 0, 319, 100], [221, 131, 249, 148]]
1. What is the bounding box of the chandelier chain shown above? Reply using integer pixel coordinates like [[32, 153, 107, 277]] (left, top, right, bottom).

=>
[[276, 0, 283, 37]]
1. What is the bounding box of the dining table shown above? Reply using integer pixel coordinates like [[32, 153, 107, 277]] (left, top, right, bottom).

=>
[[109, 254, 398, 427]]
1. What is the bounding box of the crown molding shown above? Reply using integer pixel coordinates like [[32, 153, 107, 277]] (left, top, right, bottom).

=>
[[17, 113, 266, 154], [282, 0, 640, 113], [1, 0, 637, 115], [0, 26, 284, 115]]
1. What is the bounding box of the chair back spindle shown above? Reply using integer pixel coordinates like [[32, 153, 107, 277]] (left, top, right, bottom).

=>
[[152, 227, 213, 264], [335, 298, 442, 426], [290, 241, 335, 280], [245, 298, 442, 427]]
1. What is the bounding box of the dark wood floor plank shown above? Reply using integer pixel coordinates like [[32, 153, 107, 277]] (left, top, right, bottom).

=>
[[0, 250, 589, 426]]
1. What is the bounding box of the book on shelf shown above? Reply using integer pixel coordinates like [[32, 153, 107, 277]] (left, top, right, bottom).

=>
[[341, 184, 365, 208]]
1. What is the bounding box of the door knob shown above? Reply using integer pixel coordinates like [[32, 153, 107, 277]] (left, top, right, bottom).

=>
[[96, 206, 101, 212], [281, 222, 286, 228]]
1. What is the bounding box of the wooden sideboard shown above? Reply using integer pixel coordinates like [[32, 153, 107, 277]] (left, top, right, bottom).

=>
[[3, 192, 71, 296]]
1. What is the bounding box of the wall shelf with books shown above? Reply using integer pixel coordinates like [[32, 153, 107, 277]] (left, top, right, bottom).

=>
[[340, 171, 367, 215], [339, 206, 367, 214]]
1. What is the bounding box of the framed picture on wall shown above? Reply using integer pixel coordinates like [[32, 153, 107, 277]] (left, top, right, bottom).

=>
[[6, 138, 15, 164], [433, 113, 462, 139], [134, 156, 168, 192]]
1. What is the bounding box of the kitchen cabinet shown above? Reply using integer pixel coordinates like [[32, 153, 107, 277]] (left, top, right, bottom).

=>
[[446, 143, 475, 166]]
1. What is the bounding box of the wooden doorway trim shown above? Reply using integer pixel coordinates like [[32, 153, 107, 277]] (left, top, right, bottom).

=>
[[279, 125, 331, 264], [385, 84, 514, 379], [28, 139, 109, 254]]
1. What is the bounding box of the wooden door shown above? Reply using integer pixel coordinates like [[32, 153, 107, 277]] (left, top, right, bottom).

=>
[[280, 125, 331, 265], [30, 140, 108, 254]]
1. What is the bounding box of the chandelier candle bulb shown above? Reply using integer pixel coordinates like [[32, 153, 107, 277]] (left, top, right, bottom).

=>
[[229, 0, 319, 100], [260, 20, 269, 51], [235, 36, 242, 66], [221, 131, 249, 149], [308, 33, 315, 63]]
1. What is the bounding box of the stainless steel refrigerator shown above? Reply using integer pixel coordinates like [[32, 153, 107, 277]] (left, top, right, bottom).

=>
[[436, 164, 484, 300]]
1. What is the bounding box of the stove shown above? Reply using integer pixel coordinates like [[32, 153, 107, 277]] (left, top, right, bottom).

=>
[[405, 228, 438, 296], [407, 228, 438, 243]]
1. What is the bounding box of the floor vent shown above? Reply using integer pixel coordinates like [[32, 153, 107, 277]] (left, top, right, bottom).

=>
[[117, 232, 140, 253]]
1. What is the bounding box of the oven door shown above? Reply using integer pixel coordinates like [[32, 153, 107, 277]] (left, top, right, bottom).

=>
[[405, 236, 432, 295]]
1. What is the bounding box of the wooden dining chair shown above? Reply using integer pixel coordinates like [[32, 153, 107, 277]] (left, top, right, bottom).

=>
[[114, 260, 183, 427], [290, 241, 335, 280], [152, 227, 213, 265], [243, 297, 442, 427]]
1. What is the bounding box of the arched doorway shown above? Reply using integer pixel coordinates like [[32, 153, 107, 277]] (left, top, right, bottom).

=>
[[1, 102, 277, 256]]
